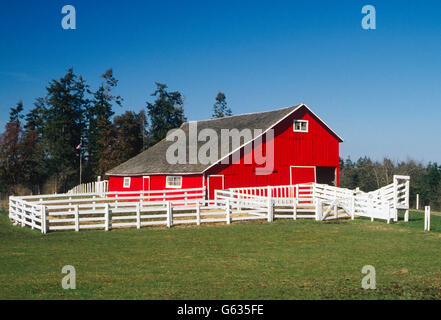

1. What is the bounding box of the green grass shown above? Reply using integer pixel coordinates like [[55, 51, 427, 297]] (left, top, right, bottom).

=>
[[1, 202, 441, 300]]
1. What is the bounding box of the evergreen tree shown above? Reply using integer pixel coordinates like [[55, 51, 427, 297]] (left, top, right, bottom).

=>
[[0, 101, 25, 193], [9, 100, 24, 122], [88, 69, 122, 177], [43, 68, 89, 192], [146, 82, 185, 147], [212, 91, 232, 118], [22, 98, 49, 194], [106, 110, 145, 168]]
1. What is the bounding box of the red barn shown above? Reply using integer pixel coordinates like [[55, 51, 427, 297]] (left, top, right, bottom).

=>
[[106, 104, 343, 199]]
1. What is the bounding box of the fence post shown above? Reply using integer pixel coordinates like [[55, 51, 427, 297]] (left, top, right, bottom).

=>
[[140, 191, 144, 209], [166, 201, 173, 228], [382, 201, 389, 224], [315, 199, 322, 221], [8, 197, 14, 221], [196, 201, 201, 226], [416, 194, 419, 210], [267, 187, 273, 222], [20, 201, 25, 227], [393, 177, 398, 222], [93, 195, 96, 211], [31, 206, 35, 230], [293, 198, 297, 220], [226, 198, 231, 225], [424, 206, 430, 231], [351, 195, 355, 220], [41, 205, 47, 234], [136, 202, 141, 229], [74, 205, 79, 232], [104, 203, 109, 231]]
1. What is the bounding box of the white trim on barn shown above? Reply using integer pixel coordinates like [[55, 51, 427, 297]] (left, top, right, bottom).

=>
[[142, 176, 150, 191]]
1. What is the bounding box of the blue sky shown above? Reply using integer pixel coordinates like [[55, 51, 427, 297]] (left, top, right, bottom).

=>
[[0, 0, 440, 163]]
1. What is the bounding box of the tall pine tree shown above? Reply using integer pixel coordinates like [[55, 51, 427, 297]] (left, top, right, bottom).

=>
[[0, 101, 25, 193], [22, 97, 49, 194], [146, 82, 185, 147], [43, 68, 89, 191], [88, 69, 122, 177], [212, 91, 232, 118]]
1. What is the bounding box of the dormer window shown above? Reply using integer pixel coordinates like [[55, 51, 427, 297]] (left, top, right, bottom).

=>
[[293, 120, 308, 132]]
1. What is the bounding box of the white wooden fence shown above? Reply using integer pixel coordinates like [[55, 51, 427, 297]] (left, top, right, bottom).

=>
[[67, 180, 109, 195], [9, 176, 410, 234], [8, 186, 273, 234], [222, 175, 410, 224]]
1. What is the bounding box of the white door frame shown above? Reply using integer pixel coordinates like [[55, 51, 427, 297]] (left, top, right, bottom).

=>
[[290, 166, 316, 185], [142, 175, 150, 191]]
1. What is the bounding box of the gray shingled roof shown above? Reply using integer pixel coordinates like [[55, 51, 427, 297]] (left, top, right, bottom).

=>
[[106, 104, 339, 176]]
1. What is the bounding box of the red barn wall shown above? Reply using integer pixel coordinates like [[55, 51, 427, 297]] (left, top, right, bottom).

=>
[[205, 108, 340, 189]]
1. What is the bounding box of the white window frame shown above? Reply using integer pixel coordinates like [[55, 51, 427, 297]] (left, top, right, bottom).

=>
[[123, 177, 131, 188], [166, 176, 182, 188], [293, 120, 309, 133]]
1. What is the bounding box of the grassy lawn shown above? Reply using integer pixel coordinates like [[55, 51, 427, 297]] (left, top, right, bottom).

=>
[[1, 201, 441, 300]]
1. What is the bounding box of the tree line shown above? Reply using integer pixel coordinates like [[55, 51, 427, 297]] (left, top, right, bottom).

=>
[[0, 68, 232, 195], [340, 157, 441, 210]]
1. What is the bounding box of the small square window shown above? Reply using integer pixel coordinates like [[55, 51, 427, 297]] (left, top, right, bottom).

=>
[[293, 120, 308, 132], [166, 176, 182, 188], [123, 177, 131, 188]]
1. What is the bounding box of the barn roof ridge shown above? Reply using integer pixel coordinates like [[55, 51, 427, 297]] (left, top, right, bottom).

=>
[[187, 104, 298, 124]]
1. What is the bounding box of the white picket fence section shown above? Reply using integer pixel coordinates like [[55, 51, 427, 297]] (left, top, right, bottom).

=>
[[8, 176, 410, 234], [67, 180, 109, 195]]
